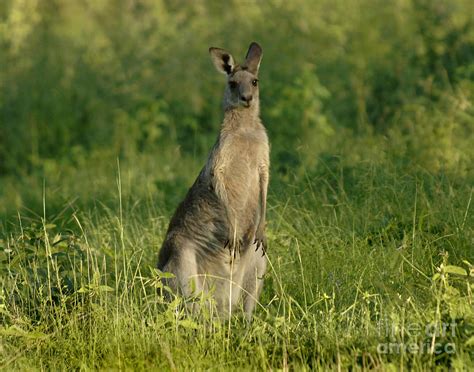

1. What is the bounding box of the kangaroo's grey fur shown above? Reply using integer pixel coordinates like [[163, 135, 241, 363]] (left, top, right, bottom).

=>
[[157, 42, 269, 318]]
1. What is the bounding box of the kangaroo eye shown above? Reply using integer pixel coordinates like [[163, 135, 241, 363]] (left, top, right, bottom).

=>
[[229, 81, 237, 89], [252, 79, 258, 86]]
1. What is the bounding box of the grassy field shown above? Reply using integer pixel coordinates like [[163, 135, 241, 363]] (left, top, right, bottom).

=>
[[1, 154, 473, 370], [1, 0, 474, 370]]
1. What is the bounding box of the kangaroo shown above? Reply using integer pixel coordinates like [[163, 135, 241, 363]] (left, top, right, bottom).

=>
[[157, 42, 269, 318]]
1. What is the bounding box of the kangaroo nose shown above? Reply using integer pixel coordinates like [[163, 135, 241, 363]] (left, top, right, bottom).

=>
[[241, 94, 253, 103]]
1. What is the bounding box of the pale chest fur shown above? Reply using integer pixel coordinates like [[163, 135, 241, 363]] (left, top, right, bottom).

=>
[[207, 125, 269, 228]]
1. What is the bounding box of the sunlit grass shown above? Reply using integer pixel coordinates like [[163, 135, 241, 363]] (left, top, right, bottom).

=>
[[1, 159, 472, 370]]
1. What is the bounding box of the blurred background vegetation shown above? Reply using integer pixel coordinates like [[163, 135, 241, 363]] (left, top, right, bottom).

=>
[[0, 2, 473, 368], [0, 0, 473, 217]]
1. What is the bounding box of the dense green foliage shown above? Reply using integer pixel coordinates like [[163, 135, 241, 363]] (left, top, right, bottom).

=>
[[1, 0, 473, 183], [0, 0, 473, 370]]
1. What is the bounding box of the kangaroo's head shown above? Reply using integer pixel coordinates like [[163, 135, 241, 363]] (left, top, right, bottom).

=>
[[209, 42, 263, 111]]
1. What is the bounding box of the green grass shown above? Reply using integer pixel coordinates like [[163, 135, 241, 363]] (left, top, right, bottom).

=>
[[1, 157, 473, 370], [1, 0, 473, 369]]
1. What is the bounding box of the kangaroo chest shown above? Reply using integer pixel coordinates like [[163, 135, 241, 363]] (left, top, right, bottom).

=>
[[217, 133, 264, 200]]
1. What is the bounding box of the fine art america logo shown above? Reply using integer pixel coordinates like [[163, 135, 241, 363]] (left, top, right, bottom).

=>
[[377, 319, 457, 355]]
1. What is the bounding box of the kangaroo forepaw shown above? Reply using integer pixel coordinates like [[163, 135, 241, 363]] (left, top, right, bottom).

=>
[[254, 235, 267, 256], [224, 238, 243, 259]]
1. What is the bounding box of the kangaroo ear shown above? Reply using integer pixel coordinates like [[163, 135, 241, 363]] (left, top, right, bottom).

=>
[[243, 42, 262, 74], [209, 47, 235, 75]]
